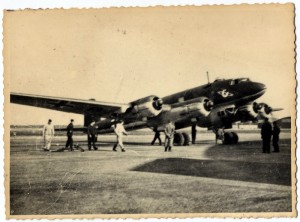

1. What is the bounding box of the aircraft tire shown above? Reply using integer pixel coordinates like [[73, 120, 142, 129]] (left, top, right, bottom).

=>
[[182, 132, 190, 146], [223, 132, 231, 145], [228, 132, 235, 144], [231, 132, 239, 144], [174, 133, 185, 146]]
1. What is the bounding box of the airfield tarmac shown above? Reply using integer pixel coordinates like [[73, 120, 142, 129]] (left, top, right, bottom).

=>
[[9, 130, 292, 215]]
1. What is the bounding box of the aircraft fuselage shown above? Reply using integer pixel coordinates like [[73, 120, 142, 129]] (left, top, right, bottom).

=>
[[147, 78, 266, 130]]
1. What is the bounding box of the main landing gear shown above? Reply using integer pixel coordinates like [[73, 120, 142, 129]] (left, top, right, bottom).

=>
[[224, 132, 239, 144], [222, 131, 239, 145], [173, 130, 239, 146], [173, 132, 190, 146]]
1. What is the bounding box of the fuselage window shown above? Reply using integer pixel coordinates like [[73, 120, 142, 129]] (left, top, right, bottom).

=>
[[239, 78, 249, 82], [230, 79, 239, 85]]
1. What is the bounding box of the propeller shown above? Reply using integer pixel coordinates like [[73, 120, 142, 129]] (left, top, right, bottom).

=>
[[152, 98, 163, 110], [264, 104, 272, 114], [253, 102, 262, 113], [253, 102, 283, 122], [204, 100, 214, 111], [254, 102, 283, 114]]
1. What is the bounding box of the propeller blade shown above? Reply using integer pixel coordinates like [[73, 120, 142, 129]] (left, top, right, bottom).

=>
[[271, 108, 283, 112]]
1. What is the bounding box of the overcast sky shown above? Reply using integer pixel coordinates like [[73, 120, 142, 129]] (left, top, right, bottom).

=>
[[5, 4, 295, 125]]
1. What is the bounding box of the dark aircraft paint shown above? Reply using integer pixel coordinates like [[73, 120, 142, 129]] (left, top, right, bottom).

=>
[[163, 78, 265, 107], [11, 78, 271, 134]]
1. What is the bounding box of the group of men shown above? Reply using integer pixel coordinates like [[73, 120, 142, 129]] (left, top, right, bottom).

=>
[[42, 117, 280, 153], [151, 121, 176, 152], [42, 118, 175, 152], [42, 118, 129, 152], [261, 118, 281, 153]]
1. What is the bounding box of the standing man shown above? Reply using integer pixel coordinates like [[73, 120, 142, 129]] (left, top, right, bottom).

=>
[[261, 118, 272, 153], [272, 121, 281, 152], [43, 119, 55, 151], [65, 119, 74, 151], [164, 121, 175, 152], [215, 128, 224, 144], [151, 127, 162, 145], [113, 120, 128, 152], [53, 119, 84, 152], [191, 125, 197, 144], [87, 121, 98, 150]]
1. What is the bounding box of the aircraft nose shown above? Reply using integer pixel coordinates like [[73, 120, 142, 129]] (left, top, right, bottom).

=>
[[259, 83, 267, 91], [257, 83, 266, 92], [250, 82, 266, 97]]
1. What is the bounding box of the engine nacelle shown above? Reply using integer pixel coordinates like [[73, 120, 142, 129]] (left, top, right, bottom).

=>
[[170, 97, 213, 120], [95, 118, 114, 129], [199, 104, 235, 128], [149, 97, 213, 127], [130, 95, 163, 118], [238, 103, 259, 119], [238, 102, 273, 120], [185, 97, 213, 118]]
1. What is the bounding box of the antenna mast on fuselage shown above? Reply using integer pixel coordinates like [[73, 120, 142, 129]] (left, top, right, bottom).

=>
[[206, 71, 210, 84]]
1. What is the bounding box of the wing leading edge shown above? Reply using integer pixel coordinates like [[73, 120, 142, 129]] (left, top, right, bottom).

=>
[[10, 92, 129, 118]]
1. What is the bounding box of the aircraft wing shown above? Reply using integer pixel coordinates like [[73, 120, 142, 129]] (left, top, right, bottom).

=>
[[10, 92, 129, 118]]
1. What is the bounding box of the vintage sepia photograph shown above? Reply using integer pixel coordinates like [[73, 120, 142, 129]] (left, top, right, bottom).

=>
[[4, 4, 296, 219]]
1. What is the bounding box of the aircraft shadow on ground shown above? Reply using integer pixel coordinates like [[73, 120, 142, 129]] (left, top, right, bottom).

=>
[[132, 139, 291, 186], [132, 158, 291, 186]]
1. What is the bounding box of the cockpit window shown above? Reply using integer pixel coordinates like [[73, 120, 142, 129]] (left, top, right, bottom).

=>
[[239, 78, 249, 82], [230, 79, 239, 85], [213, 79, 224, 82], [230, 78, 249, 85]]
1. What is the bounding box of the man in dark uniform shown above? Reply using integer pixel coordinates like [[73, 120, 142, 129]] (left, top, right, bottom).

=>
[[65, 119, 74, 151], [87, 121, 98, 150], [53, 119, 84, 152], [191, 125, 197, 144], [272, 121, 281, 152], [151, 127, 162, 145], [261, 118, 272, 153]]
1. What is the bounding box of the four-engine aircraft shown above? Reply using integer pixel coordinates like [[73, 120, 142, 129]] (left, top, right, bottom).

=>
[[10, 78, 282, 145]]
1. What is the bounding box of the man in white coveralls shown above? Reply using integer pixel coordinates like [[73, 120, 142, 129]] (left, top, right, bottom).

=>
[[43, 119, 55, 151], [112, 120, 128, 152]]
